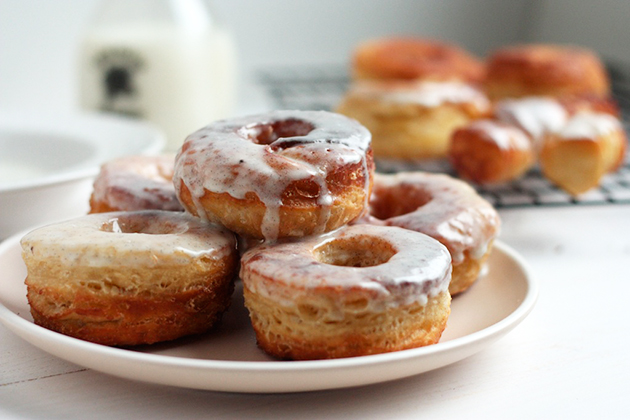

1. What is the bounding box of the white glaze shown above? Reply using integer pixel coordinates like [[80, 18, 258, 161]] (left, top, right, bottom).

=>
[[91, 155, 183, 212], [348, 80, 491, 111], [467, 120, 532, 151], [366, 172, 500, 265], [173, 110, 372, 240], [240, 224, 451, 314], [20, 210, 236, 267], [559, 111, 621, 140], [494, 97, 568, 146]]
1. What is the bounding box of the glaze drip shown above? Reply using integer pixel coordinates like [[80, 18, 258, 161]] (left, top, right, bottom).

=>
[[173, 110, 372, 240]]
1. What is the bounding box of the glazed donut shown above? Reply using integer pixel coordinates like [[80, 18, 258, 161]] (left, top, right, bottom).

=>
[[336, 80, 491, 160], [352, 37, 485, 83], [240, 224, 452, 360], [448, 96, 568, 183], [21, 210, 238, 346], [363, 172, 500, 295], [448, 95, 626, 186], [89, 155, 183, 213], [485, 44, 611, 100], [493, 96, 569, 149], [540, 111, 627, 195], [449, 119, 536, 184], [173, 110, 374, 240]]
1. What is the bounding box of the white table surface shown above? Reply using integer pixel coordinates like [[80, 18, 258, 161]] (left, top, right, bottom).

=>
[[1, 202, 628, 419]]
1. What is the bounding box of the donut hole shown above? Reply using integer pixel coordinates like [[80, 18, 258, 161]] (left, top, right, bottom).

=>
[[100, 215, 187, 235], [314, 236, 396, 267], [238, 118, 315, 146], [370, 184, 432, 220]]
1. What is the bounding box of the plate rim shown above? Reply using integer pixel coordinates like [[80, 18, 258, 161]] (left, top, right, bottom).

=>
[[0, 235, 537, 392]]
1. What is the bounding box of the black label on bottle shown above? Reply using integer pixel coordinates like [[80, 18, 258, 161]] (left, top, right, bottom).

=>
[[94, 48, 145, 118]]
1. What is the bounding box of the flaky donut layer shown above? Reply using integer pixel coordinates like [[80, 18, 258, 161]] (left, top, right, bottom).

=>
[[240, 224, 452, 360], [337, 81, 490, 160], [540, 112, 627, 195], [244, 287, 450, 360], [21, 210, 238, 346]]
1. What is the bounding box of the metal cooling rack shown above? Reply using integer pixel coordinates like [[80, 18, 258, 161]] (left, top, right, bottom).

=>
[[258, 66, 630, 208]]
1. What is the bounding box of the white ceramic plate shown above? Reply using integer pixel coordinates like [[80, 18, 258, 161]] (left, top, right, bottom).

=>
[[0, 237, 536, 393], [0, 112, 165, 238]]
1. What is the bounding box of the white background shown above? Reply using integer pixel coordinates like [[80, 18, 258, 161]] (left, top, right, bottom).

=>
[[1, 0, 629, 114]]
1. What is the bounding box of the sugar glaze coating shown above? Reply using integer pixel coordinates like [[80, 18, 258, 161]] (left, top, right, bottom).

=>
[[90, 155, 183, 213], [463, 120, 533, 150], [346, 80, 490, 111], [559, 111, 622, 140], [21, 210, 235, 267], [494, 97, 568, 147], [241, 224, 451, 314], [367, 172, 500, 265]]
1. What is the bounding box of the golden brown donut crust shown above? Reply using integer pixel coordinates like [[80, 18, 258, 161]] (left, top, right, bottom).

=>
[[244, 286, 450, 360], [88, 155, 183, 214], [449, 121, 536, 183], [21, 211, 239, 346], [366, 172, 500, 296], [540, 124, 627, 196], [173, 111, 375, 240], [176, 154, 374, 239], [336, 81, 491, 160], [353, 37, 485, 83], [27, 265, 235, 346], [240, 224, 452, 360], [485, 44, 611, 99]]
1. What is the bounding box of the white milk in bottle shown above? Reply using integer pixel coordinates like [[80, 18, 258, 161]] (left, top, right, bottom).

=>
[[78, 0, 237, 151]]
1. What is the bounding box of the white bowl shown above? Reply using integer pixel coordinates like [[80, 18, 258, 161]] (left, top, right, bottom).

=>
[[0, 112, 165, 239]]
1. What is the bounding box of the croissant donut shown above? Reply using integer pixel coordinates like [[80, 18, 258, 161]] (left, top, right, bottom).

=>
[[364, 172, 501, 295], [449, 119, 536, 184], [540, 111, 627, 195], [485, 44, 611, 100], [337, 79, 491, 160], [352, 37, 485, 83], [173, 110, 374, 240], [240, 224, 452, 360], [21, 210, 238, 346], [89, 155, 183, 213]]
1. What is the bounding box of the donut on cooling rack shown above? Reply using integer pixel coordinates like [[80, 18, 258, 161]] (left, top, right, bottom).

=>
[[89, 155, 183, 213], [351, 37, 485, 83], [449, 119, 536, 184], [493, 96, 570, 150], [448, 96, 569, 183], [173, 110, 374, 240], [361, 172, 500, 296], [448, 95, 626, 190], [240, 224, 452, 360], [539, 111, 627, 195], [21, 210, 238, 346], [485, 44, 611, 100], [336, 79, 491, 161]]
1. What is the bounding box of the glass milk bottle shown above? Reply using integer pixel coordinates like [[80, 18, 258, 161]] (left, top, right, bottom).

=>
[[78, 0, 237, 151]]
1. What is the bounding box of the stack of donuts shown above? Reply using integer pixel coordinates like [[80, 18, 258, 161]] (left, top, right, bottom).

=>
[[20, 109, 500, 360], [337, 38, 628, 196]]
